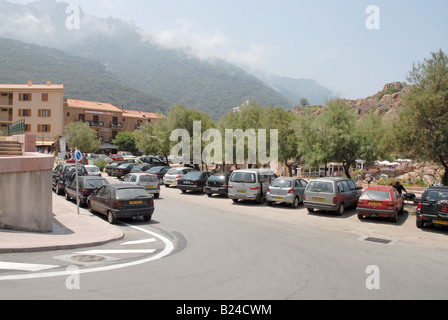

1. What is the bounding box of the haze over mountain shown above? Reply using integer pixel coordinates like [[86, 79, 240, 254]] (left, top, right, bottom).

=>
[[0, 0, 339, 119]]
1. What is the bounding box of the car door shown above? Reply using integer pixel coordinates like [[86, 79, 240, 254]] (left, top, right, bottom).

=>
[[52, 165, 62, 188], [91, 186, 106, 213]]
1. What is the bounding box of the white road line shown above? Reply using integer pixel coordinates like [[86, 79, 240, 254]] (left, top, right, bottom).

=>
[[120, 239, 156, 246], [0, 262, 60, 272], [0, 224, 174, 281], [76, 249, 156, 255]]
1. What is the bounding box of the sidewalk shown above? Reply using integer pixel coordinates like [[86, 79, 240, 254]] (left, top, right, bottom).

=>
[[0, 193, 124, 253]]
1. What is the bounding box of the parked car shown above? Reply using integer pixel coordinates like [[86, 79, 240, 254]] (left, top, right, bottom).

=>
[[87, 184, 155, 224], [130, 164, 152, 173], [304, 177, 363, 215], [87, 154, 113, 164], [105, 162, 124, 176], [416, 186, 448, 229], [266, 177, 308, 208], [140, 156, 169, 167], [121, 173, 161, 198], [52, 164, 88, 195], [147, 166, 171, 183], [65, 176, 109, 207], [85, 165, 102, 177], [205, 172, 231, 197], [118, 151, 135, 158], [110, 163, 138, 179], [177, 171, 212, 193], [163, 167, 196, 187], [228, 169, 276, 204], [109, 154, 124, 162], [356, 186, 404, 222]]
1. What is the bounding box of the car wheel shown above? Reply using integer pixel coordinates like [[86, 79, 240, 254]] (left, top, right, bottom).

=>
[[232, 199, 239, 203], [266, 200, 273, 206], [181, 189, 187, 194], [143, 215, 152, 222], [154, 193, 160, 199], [337, 203, 345, 216], [107, 211, 117, 224], [165, 184, 170, 188], [416, 218, 425, 229], [391, 211, 398, 223], [290, 197, 299, 208], [307, 208, 314, 213], [88, 201, 95, 214], [65, 192, 71, 201], [206, 193, 212, 198], [358, 214, 364, 221], [255, 194, 263, 204]]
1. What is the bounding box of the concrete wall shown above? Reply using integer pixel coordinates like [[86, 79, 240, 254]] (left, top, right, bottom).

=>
[[0, 137, 54, 233]]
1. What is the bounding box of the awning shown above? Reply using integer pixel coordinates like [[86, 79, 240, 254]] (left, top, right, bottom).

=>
[[99, 143, 118, 150], [36, 140, 57, 147]]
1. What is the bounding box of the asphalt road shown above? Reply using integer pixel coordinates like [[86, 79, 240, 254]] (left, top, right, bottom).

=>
[[1, 177, 448, 300]]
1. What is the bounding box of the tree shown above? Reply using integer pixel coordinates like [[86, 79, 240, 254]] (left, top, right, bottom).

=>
[[65, 122, 100, 154], [300, 98, 310, 108], [113, 131, 137, 153], [397, 50, 448, 185]]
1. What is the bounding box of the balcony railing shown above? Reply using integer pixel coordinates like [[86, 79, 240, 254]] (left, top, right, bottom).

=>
[[110, 123, 123, 129]]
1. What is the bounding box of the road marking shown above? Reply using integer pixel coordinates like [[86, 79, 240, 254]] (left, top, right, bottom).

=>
[[120, 239, 156, 246], [0, 262, 60, 272], [0, 224, 174, 281], [76, 249, 156, 255]]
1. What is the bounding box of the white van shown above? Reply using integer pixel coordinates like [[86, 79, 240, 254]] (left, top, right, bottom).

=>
[[228, 169, 276, 204]]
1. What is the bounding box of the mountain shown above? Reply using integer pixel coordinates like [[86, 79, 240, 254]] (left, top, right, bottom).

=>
[[0, 0, 337, 119], [0, 37, 169, 112], [252, 71, 339, 106]]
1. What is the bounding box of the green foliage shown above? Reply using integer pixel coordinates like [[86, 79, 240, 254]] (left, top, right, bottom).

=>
[[93, 159, 108, 172], [65, 122, 101, 154], [113, 131, 137, 153]]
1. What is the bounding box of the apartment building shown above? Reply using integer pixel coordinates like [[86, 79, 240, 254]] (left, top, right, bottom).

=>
[[64, 99, 164, 151], [0, 81, 64, 146]]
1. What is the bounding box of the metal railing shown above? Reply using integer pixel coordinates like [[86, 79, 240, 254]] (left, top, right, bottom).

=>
[[8, 119, 26, 136]]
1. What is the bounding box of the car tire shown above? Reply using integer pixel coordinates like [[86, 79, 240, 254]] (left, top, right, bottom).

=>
[[290, 197, 300, 208], [307, 208, 314, 213], [232, 199, 239, 203], [65, 192, 71, 201], [88, 201, 95, 214], [391, 211, 398, 223], [206, 193, 212, 198], [143, 215, 152, 222], [255, 194, 263, 204], [165, 184, 170, 188], [154, 193, 160, 199], [107, 211, 117, 224], [266, 200, 273, 206], [416, 219, 425, 229], [358, 214, 364, 220], [337, 203, 345, 216]]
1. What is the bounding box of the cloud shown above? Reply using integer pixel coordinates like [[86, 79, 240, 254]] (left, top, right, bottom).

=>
[[227, 44, 271, 70]]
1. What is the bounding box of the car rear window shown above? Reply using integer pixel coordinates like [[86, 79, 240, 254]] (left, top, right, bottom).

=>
[[271, 179, 292, 188], [306, 181, 334, 193], [360, 190, 391, 201], [84, 179, 108, 189], [117, 188, 150, 200], [230, 172, 256, 183], [167, 169, 179, 175], [139, 175, 158, 182], [208, 174, 227, 181], [423, 190, 448, 202]]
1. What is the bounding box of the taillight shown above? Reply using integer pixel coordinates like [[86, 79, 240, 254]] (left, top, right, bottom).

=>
[[250, 186, 259, 190], [206, 181, 209, 186], [333, 197, 338, 205], [223, 182, 228, 187], [288, 188, 295, 194], [82, 189, 89, 195], [416, 203, 422, 214], [176, 175, 181, 179], [116, 202, 123, 208], [387, 202, 394, 207], [149, 199, 154, 206], [267, 187, 270, 193]]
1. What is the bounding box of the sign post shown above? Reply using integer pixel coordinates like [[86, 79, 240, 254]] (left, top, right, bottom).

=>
[[75, 149, 82, 215]]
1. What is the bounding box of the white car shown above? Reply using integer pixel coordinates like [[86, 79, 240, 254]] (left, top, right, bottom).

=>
[[121, 173, 161, 198], [84, 165, 102, 177], [163, 167, 196, 187]]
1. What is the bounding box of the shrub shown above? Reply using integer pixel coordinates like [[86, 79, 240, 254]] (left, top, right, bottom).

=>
[[94, 159, 108, 172]]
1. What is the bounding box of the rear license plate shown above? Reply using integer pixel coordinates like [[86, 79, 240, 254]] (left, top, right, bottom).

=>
[[369, 201, 382, 206], [433, 220, 448, 226], [146, 185, 154, 188], [129, 201, 143, 205], [238, 190, 246, 194], [313, 198, 324, 202], [274, 197, 283, 200], [211, 188, 219, 191], [167, 180, 173, 183]]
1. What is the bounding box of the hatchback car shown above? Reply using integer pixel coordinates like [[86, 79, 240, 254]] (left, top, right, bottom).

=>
[[304, 177, 363, 215], [416, 186, 448, 229], [266, 177, 308, 208], [87, 184, 155, 224], [140, 156, 169, 167], [85, 165, 102, 177], [177, 171, 212, 193], [130, 164, 152, 173], [52, 164, 88, 195], [121, 173, 161, 198], [147, 166, 171, 183], [205, 172, 231, 197], [163, 167, 196, 187], [356, 186, 404, 222], [65, 176, 110, 207]]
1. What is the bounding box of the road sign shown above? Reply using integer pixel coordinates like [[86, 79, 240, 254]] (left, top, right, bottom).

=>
[[75, 150, 82, 162]]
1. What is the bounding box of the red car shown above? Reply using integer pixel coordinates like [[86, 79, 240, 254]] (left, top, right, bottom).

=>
[[357, 186, 404, 222], [109, 154, 124, 162]]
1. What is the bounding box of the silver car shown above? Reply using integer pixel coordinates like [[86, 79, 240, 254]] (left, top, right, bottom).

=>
[[163, 167, 196, 187], [304, 177, 363, 215], [266, 177, 308, 208], [121, 173, 161, 198]]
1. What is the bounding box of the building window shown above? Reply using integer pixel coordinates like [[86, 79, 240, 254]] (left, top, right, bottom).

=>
[[18, 93, 32, 101], [38, 125, 51, 133], [67, 112, 70, 117], [38, 109, 51, 117], [42, 93, 49, 102], [25, 124, 31, 132], [18, 109, 32, 117]]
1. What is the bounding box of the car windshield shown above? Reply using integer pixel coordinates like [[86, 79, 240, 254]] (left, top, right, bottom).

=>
[[271, 179, 292, 188], [118, 164, 132, 169], [230, 172, 256, 183], [117, 188, 150, 200], [84, 179, 108, 189], [360, 190, 391, 201], [423, 190, 448, 202], [306, 181, 334, 193], [149, 167, 166, 173]]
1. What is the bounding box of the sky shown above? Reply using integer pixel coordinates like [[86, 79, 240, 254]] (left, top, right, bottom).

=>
[[6, 0, 448, 99]]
